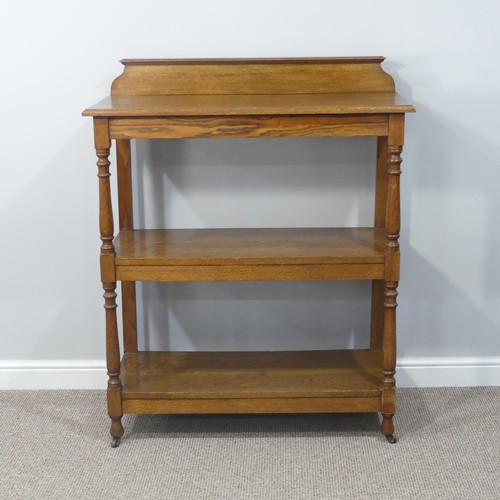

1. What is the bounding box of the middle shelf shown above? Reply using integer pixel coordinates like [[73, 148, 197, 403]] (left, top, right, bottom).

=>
[[114, 227, 385, 282]]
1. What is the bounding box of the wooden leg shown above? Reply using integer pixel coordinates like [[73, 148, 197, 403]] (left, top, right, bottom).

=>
[[116, 139, 134, 230], [381, 280, 397, 442], [380, 116, 404, 442], [374, 136, 389, 226], [122, 281, 138, 353], [104, 282, 124, 446], [95, 121, 123, 446], [116, 140, 137, 354], [371, 137, 388, 350], [370, 280, 384, 349]]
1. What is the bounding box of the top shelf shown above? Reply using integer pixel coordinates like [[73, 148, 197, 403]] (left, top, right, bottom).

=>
[[82, 57, 415, 117], [83, 93, 414, 117]]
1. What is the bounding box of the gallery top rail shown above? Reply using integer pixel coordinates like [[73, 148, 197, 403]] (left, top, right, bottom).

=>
[[109, 57, 396, 96]]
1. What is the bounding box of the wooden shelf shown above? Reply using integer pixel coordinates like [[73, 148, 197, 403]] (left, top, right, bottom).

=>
[[121, 350, 382, 414], [115, 228, 385, 265], [114, 228, 386, 282], [83, 93, 414, 118]]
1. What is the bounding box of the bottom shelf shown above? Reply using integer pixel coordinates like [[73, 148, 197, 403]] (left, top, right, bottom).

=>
[[120, 350, 383, 414]]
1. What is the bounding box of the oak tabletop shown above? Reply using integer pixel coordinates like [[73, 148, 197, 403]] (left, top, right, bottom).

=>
[[83, 92, 415, 117]]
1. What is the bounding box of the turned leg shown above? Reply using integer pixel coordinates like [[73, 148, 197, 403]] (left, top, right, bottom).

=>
[[381, 281, 398, 443], [380, 116, 404, 443], [95, 118, 123, 447], [104, 281, 124, 447]]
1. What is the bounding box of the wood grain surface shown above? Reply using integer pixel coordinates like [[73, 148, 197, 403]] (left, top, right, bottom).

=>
[[84, 93, 414, 117], [114, 228, 386, 266], [121, 350, 382, 400], [110, 57, 394, 96], [109, 114, 389, 139]]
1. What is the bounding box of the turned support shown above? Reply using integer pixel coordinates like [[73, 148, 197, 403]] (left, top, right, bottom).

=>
[[103, 281, 124, 442], [95, 119, 123, 444], [380, 115, 404, 442], [381, 280, 398, 439]]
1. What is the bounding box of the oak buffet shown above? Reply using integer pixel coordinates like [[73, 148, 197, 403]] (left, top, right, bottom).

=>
[[83, 57, 415, 447]]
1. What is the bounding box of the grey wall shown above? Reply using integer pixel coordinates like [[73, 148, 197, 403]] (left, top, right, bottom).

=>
[[135, 137, 376, 353], [1, 0, 499, 387]]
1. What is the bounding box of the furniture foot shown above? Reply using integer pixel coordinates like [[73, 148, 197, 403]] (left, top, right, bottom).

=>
[[111, 437, 121, 448], [380, 413, 395, 441], [110, 416, 124, 443]]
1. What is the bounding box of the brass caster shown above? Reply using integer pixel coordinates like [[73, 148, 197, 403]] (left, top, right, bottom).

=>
[[111, 437, 121, 448], [385, 435, 397, 444]]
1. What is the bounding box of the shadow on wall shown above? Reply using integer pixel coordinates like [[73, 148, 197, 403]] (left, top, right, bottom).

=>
[[1, 127, 108, 360], [138, 280, 373, 351], [134, 136, 377, 229], [387, 59, 500, 359], [133, 136, 376, 351], [127, 93, 500, 356], [4, 60, 498, 365], [397, 104, 500, 360]]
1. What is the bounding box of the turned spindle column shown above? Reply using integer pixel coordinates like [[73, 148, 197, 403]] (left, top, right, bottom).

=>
[[381, 114, 404, 443], [95, 118, 123, 447]]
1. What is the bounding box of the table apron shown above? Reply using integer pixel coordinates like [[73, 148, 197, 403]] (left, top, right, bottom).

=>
[[109, 114, 389, 139]]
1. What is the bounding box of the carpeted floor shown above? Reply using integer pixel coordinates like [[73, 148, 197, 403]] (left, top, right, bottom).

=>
[[1, 387, 499, 499]]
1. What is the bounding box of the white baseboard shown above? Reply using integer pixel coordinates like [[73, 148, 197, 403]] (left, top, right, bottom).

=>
[[396, 357, 500, 388], [0, 360, 107, 390], [1, 357, 499, 390]]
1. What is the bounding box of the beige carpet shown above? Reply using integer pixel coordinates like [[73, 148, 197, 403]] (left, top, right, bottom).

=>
[[1, 387, 499, 499]]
